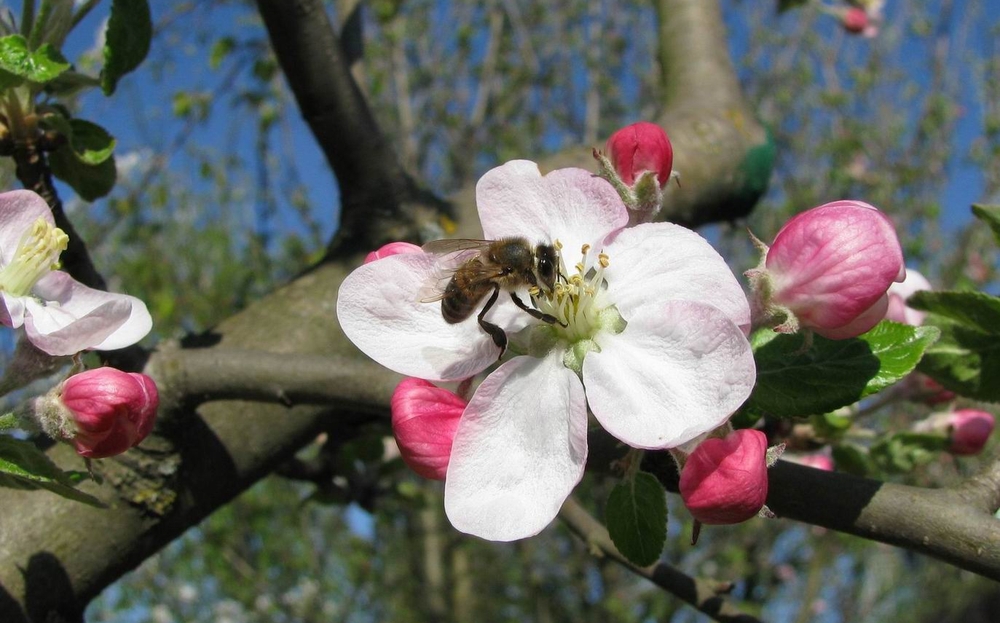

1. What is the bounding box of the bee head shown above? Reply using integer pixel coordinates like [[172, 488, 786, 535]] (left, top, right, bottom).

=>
[[534, 244, 558, 292]]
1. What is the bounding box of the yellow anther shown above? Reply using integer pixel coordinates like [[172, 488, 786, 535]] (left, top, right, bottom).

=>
[[581, 243, 591, 255], [598, 253, 610, 268], [554, 239, 563, 250], [575, 262, 585, 274]]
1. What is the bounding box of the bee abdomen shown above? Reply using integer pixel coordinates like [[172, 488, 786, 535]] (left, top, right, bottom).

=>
[[441, 275, 489, 324]]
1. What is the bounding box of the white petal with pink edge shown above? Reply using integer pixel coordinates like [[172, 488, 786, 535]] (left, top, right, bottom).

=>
[[584, 300, 755, 449], [444, 351, 588, 541], [23, 274, 135, 356], [338, 252, 505, 381], [603, 223, 751, 334], [477, 161, 628, 255]]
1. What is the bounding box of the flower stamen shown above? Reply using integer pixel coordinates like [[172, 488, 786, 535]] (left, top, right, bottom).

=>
[[0, 218, 68, 297]]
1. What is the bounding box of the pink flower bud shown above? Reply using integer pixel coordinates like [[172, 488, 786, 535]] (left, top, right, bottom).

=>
[[946, 409, 995, 456], [679, 429, 769, 525], [842, 8, 869, 33], [764, 200, 905, 339], [391, 378, 465, 480], [884, 269, 931, 326], [60, 368, 159, 459], [604, 122, 673, 187], [363, 241, 422, 264]]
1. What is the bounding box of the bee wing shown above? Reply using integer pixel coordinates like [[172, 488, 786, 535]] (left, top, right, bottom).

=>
[[416, 239, 492, 303]]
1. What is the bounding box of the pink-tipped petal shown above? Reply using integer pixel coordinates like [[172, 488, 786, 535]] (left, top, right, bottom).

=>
[[445, 352, 587, 541], [0, 190, 55, 265], [364, 241, 423, 264]]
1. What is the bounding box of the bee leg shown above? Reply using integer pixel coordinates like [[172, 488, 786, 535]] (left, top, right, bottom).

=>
[[510, 293, 567, 328], [479, 284, 508, 356]]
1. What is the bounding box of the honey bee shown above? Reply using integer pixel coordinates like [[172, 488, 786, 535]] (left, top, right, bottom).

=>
[[422, 237, 563, 354]]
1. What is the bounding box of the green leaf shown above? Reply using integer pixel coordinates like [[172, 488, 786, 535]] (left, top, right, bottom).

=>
[[606, 471, 666, 567], [871, 432, 948, 473], [908, 291, 1000, 401], [972, 204, 1000, 247], [49, 144, 116, 201], [67, 118, 116, 164], [0, 35, 70, 87], [100, 0, 152, 95], [777, 0, 809, 12], [747, 322, 940, 418], [0, 436, 104, 507]]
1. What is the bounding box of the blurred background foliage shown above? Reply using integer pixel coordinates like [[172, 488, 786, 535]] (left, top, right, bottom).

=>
[[22, 0, 992, 620]]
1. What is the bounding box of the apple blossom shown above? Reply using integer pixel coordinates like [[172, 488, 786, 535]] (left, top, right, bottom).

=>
[[679, 429, 769, 525], [32, 367, 159, 458], [0, 190, 152, 355], [884, 268, 931, 326], [746, 200, 905, 339], [338, 160, 755, 540], [391, 378, 465, 480]]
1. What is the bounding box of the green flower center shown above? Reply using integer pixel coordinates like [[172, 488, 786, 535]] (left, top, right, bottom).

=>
[[530, 240, 626, 373]]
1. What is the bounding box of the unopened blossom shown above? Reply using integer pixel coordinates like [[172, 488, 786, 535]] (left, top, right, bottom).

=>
[[679, 429, 769, 525], [947, 410, 995, 455], [391, 378, 465, 480], [0, 190, 152, 355], [32, 367, 159, 458], [595, 122, 676, 224], [885, 268, 931, 326], [604, 122, 673, 187], [364, 241, 422, 264], [338, 160, 755, 540], [747, 200, 905, 339]]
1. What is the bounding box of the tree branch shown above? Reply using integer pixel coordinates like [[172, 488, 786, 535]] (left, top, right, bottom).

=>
[[254, 0, 450, 256], [559, 497, 762, 623]]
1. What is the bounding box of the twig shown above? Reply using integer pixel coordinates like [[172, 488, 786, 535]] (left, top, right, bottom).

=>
[[558, 497, 763, 623]]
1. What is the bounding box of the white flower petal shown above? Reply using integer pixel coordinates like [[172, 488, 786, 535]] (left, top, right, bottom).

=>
[[90, 294, 152, 350], [445, 351, 587, 541], [0, 190, 55, 265], [477, 161, 628, 255], [337, 252, 503, 381], [584, 300, 755, 449], [604, 223, 751, 334], [23, 273, 136, 356]]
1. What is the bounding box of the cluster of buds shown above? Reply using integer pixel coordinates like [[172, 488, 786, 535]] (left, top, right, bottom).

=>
[[30, 367, 159, 459], [593, 122, 677, 225], [746, 200, 905, 340]]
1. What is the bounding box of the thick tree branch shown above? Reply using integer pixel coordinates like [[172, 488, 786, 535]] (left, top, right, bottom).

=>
[[254, 0, 449, 256], [766, 460, 1000, 581], [559, 497, 762, 623]]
